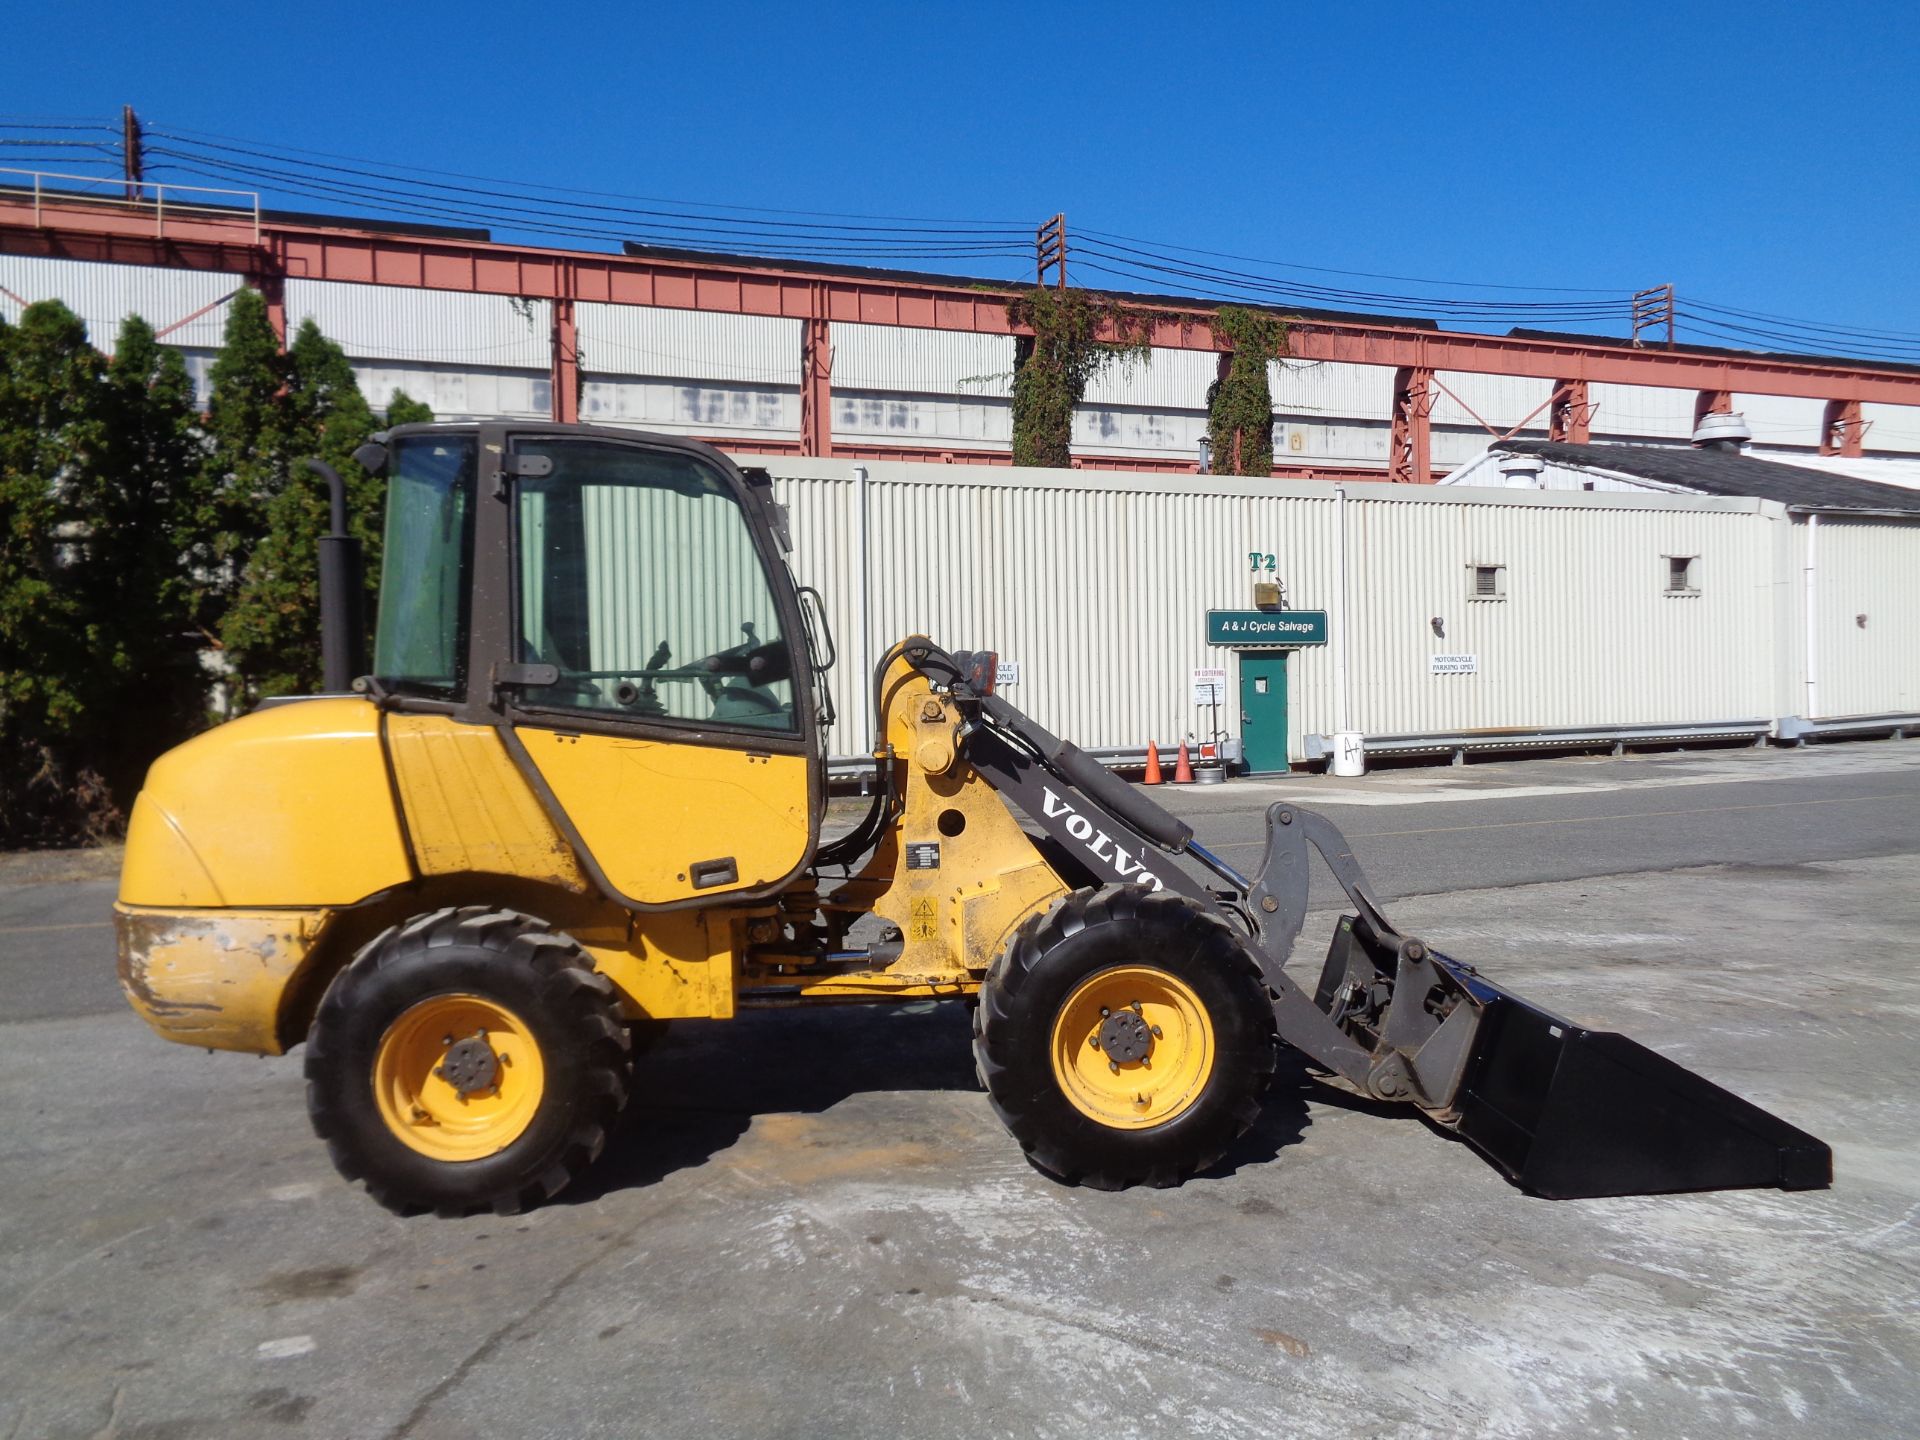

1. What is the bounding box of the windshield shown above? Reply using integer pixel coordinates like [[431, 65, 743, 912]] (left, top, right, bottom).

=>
[[372, 435, 476, 699]]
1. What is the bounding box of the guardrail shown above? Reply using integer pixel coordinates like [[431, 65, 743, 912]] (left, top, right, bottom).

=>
[[1304, 720, 1775, 769], [1776, 713, 1920, 744], [0, 169, 260, 243]]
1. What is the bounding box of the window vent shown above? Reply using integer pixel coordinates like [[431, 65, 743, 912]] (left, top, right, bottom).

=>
[[1469, 564, 1507, 601], [1667, 556, 1699, 594]]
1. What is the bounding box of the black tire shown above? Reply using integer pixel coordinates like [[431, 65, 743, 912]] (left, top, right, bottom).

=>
[[626, 1018, 671, 1058], [973, 887, 1277, 1190], [305, 907, 630, 1216]]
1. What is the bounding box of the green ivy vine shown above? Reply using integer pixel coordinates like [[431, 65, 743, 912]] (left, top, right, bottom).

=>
[[1206, 305, 1288, 476], [1005, 288, 1154, 468]]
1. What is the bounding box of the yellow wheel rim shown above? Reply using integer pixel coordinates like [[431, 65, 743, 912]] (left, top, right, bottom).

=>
[[1049, 965, 1214, 1129], [372, 993, 547, 1162]]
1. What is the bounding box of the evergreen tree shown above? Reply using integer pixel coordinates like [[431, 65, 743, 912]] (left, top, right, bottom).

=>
[[220, 317, 381, 698], [72, 315, 216, 801], [0, 301, 113, 842], [385, 389, 434, 426]]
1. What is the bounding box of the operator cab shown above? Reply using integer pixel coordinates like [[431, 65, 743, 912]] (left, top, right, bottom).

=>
[[368, 422, 832, 906]]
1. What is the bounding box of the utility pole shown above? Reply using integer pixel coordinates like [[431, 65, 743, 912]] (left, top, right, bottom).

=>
[[1035, 214, 1067, 292], [1631, 283, 1675, 347], [122, 105, 144, 202]]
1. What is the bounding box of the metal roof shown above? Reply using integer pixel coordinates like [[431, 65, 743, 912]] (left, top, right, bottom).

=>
[[1495, 439, 1920, 514]]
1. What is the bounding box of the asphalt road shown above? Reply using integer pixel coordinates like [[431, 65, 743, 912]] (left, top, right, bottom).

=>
[[3, 738, 1919, 1438], [9, 741, 1920, 1031], [1152, 740, 1920, 904]]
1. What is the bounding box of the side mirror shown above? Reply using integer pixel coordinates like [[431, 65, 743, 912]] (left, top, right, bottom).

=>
[[352, 441, 389, 477]]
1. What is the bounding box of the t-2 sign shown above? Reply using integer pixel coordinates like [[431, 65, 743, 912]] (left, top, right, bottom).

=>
[[1248, 552, 1278, 573]]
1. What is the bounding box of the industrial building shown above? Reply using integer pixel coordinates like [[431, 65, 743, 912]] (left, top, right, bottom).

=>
[[7, 253, 1920, 478], [758, 453, 1920, 767], [3, 185, 1918, 769]]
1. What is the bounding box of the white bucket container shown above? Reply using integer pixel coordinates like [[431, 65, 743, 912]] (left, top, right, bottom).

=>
[[1330, 731, 1366, 777]]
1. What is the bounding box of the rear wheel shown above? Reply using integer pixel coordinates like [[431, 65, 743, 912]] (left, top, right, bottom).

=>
[[306, 907, 630, 1216], [973, 888, 1276, 1189]]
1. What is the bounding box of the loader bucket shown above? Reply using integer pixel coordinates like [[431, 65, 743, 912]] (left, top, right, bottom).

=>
[[1437, 957, 1832, 1199]]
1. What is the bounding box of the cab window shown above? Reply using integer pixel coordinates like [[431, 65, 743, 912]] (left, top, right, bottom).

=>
[[372, 435, 475, 699], [512, 440, 796, 732]]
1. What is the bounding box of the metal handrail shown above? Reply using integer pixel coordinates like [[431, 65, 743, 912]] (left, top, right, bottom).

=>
[[0, 168, 261, 244]]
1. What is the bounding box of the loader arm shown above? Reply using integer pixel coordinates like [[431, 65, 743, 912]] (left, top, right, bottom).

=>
[[903, 639, 1832, 1200]]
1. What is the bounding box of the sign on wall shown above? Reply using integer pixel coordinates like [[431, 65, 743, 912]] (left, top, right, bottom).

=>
[[996, 659, 1021, 687], [1191, 666, 1227, 705], [1206, 610, 1328, 647], [1430, 653, 1479, 675]]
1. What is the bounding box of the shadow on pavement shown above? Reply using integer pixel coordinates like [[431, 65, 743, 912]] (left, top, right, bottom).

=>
[[567, 1000, 1317, 1202]]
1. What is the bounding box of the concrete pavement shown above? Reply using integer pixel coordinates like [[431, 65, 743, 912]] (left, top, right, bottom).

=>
[[2, 740, 1918, 1438]]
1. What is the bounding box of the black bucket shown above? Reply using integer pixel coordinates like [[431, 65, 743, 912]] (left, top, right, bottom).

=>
[[1440, 962, 1832, 1200]]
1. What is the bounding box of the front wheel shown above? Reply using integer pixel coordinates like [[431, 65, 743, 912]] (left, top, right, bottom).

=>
[[973, 888, 1278, 1189], [305, 907, 631, 1216]]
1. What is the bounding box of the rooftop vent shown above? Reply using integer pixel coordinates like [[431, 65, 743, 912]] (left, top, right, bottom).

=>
[[1497, 452, 1545, 488], [1691, 412, 1752, 453]]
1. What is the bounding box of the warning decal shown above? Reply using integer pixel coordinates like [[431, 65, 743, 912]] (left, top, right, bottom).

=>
[[908, 896, 939, 942]]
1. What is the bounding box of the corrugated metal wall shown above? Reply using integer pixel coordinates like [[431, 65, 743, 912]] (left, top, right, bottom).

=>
[[749, 457, 1824, 760], [1429, 371, 1555, 431], [287, 280, 551, 369], [9, 257, 1920, 465], [1792, 516, 1920, 718], [354, 362, 549, 421], [832, 323, 1010, 397], [582, 306, 799, 384], [1590, 383, 1696, 440], [1737, 392, 1826, 448], [580, 376, 797, 443], [1271, 360, 1396, 422], [1329, 496, 1769, 743], [1862, 403, 1920, 451], [0, 253, 239, 350]]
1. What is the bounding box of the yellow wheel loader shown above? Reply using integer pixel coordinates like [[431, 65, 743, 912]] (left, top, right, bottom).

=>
[[116, 423, 1830, 1215]]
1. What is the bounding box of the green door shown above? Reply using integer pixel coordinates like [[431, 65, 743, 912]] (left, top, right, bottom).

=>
[[1238, 652, 1290, 774]]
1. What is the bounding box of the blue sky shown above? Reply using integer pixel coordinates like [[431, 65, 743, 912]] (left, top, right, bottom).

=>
[[12, 1, 1920, 351]]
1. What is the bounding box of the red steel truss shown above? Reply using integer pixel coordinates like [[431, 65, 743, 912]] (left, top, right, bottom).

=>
[[7, 190, 1916, 482]]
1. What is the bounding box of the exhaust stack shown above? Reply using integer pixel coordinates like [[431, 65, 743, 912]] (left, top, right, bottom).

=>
[[305, 458, 365, 694]]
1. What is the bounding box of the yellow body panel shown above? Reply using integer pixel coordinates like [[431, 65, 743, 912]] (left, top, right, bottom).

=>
[[833, 664, 1067, 982], [116, 904, 326, 1053], [582, 910, 739, 1021], [386, 714, 588, 889], [118, 698, 410, 909], [517, 727, 810, 904]]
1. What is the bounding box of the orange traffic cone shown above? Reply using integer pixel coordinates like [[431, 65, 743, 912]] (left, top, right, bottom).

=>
[[1173, 741, 1195, 784], [1143, 741, 1164, 785]]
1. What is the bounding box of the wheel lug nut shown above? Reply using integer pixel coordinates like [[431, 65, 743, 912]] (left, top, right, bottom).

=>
[[1099, 1007, 1110, 1018], [1131, 1001, 1143, 1014], [1108, 1059, 1120, 1074], [1150, 1025, 1163, 1038], [1087, 1035, 1100, 1049]]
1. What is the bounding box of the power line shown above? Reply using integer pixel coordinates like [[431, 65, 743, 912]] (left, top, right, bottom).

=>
[[151, 121, 1035, 229], [1687, 296, 1920, 344], [7, 112, 1920, 364], [1079, 225, 1631, 296], [143, 150, 1034, 262]]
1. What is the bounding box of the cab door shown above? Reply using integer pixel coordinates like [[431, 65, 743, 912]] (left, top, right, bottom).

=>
[[500, 433, 817, 907]]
